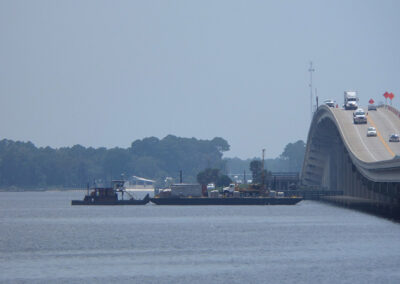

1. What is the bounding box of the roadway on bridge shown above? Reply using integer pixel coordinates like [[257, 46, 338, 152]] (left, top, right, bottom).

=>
[[330, 106, 400, 163]]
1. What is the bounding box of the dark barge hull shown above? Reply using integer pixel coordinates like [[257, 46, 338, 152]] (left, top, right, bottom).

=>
[[71, 194, 150, 205], [150, 197, 302, 205]]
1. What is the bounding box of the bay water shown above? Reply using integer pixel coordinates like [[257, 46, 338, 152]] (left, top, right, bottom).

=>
[[1, 191, 400, 283]]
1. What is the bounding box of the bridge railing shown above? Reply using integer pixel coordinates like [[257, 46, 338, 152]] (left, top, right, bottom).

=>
[[377, 104, 400, 119], [386, 105, 400, 118]]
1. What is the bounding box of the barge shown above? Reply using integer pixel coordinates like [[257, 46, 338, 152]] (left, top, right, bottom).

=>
[[71, 180, 150, 205], [150, 183, 303, 205], [150, 196, 302, 205]]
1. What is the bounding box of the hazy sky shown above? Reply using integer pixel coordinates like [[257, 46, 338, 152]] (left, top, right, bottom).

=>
[[1, 1, 399, 159]]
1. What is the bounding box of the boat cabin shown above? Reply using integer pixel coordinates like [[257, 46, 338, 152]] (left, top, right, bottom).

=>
[[83, 180, 125, 202]]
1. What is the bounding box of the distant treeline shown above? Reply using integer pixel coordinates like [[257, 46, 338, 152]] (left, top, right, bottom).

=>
[[0, 136, 229, 189], [224, 140, 306, 177], [0, 137, 305, 190]]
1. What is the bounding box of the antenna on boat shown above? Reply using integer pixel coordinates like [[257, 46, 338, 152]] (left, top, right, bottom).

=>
[[261, 149, 266, 195], [86, 183, 89, 196]]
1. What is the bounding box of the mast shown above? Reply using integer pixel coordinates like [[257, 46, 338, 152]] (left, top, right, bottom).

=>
[[309, 61, 315, 121], [261, 149, 265, 194]]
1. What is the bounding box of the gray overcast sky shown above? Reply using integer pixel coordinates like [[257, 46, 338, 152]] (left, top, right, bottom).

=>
[[1, 1, 399, 159]]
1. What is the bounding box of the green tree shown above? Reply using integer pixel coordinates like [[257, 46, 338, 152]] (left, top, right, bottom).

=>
[[216, 174, 232, 187], [197, 168, 220, 186], [280, 140, 306, 171], [250, 160, 262, 182], [249, 160, 270, 185], [211, 137, 230, 152]]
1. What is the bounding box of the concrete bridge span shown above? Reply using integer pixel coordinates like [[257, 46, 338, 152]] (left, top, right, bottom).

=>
[[301, 105, 400, 218]]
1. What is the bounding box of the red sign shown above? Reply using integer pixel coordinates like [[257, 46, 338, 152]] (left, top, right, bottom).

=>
[[388, 92, 395, 100], [384, 92, 389, 99], [369, 99, 375, 104]]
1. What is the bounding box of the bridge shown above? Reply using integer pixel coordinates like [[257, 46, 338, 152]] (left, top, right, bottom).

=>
[[301, 104, 400, 219]]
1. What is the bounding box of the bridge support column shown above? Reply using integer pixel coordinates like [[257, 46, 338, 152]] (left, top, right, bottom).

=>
[[329, 143, 338, 191], [336, 143, 344, 192]]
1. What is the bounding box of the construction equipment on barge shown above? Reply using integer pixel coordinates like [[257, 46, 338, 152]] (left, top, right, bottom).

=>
[[71, 180, 150, 205]]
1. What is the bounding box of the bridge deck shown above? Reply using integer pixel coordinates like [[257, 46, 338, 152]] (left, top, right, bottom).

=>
[[331, 107, 400, 162]]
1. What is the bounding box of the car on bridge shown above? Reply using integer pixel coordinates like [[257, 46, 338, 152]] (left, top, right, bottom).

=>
[[368, 104, 377, 111], [367, 127, 377, 137], [353, 109, 367, 124], [324, 99, 335, 107], [389, 134, 400, 142]]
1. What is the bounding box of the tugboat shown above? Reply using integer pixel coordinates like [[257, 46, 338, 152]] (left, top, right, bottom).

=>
[[71, 180, 150, 205]]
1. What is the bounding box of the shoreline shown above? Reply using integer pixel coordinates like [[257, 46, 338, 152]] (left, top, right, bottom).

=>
[[0, 188, 86, 192]]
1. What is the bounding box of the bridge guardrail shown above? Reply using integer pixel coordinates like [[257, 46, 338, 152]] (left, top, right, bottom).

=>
[[377, 104, 400, 118]]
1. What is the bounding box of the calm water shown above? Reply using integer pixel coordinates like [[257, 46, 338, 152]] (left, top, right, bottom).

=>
[[1, 191, 400, 284]]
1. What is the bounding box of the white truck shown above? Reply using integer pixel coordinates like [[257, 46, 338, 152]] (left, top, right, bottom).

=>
[[353, 108, 367, 124], [223, 183, 236, 195], [344, 91, 358, 110]]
